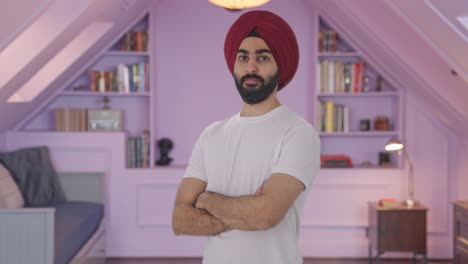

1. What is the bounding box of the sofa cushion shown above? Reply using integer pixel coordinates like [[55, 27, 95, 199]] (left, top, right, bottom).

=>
[[52, 201, 104, 264], [0, 162, 24, 208], [0, 146, 67, 206]]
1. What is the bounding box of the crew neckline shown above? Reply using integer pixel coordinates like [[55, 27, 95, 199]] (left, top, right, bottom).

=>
[[236, 105, 286, 123]]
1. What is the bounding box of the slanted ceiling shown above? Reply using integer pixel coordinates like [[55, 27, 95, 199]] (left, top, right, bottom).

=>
[[0, 0, 52, 51], [0, 0, 467, 135], [0, 0, 153, 132], [309, 0, 468, 135]]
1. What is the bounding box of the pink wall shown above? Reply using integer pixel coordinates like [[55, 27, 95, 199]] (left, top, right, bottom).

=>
[[2, 0, 467, 258], [152, 0, 314, 165]]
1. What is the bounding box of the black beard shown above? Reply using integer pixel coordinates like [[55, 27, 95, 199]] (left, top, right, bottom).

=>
[[234, 72, 279, 105]]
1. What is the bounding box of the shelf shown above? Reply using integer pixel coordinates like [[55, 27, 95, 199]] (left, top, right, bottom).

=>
[[124, 164, 188, 171], [319, 131, 399, 137], [318, 52, 360, 57], [60, 91, 150, 97], [103, 51, 149, 56], [317, 92, 399, 97], [16, 130, 125, 134], [320, 166, 399, 170]]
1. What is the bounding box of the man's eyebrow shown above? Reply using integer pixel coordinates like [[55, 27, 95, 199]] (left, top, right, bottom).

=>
[[255, 49, 272, 55], [237, 49, 272, 55]]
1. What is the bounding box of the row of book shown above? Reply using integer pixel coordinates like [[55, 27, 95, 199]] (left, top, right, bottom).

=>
[[126, 130, 150, 168], [318, 30, 337, 52], [53, 108, 87, 131], [118, 31, 149, 52], [89, 62, 149, 93], [317, 60, 365, 94], [317, 101, 349, 133]]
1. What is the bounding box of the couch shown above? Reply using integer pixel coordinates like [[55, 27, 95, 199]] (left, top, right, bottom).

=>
[[0, 146, 105, 264]]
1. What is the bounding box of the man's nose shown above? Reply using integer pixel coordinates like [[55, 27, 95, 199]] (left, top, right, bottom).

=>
[[245, 60, 258, 74]]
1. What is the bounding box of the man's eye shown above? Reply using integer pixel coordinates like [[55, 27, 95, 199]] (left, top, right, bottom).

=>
[[258, 56, 269, 62], [238, 55, 248, 61]]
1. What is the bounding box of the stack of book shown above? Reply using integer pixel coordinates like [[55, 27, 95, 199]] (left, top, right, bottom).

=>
[[118, 31, 149, 52], [126, 130, 150, 168], [317, 60, 365, 94], [89, 62, 149, 93], [378, 198, 401, 208], [318, 30, 337, 52], [53, 108, 87, 131], [317, 101, 349, 133]]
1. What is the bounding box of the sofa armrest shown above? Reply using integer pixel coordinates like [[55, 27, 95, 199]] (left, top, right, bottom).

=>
[[0, 207, 55, 214], [0, 208, 55, 264]]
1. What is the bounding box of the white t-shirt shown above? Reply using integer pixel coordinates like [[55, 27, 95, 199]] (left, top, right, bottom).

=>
[[184, 105, 320, 264]]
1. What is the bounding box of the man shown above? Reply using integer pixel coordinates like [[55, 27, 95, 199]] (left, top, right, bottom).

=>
[[172, 10, 320, 264]]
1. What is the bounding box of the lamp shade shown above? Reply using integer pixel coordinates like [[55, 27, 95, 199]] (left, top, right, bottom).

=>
[[208, 0, 270, 10], [385, 138, 404, 152]]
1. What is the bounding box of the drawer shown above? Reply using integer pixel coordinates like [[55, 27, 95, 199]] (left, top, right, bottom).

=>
[[454, 253, 468, 264], [455, 216, 468, 240], [377, 210, 426, 252], [456, 209, 468, 225]]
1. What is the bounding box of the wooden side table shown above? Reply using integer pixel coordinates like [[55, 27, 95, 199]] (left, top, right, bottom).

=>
[[453, 201, 468, 264], [367, 202, 428, 264]]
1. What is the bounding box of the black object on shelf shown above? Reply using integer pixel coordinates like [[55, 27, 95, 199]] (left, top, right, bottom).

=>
[[378, 151, 391, 167], [156, 138, 173, 166], [360, 119, 370, 131]]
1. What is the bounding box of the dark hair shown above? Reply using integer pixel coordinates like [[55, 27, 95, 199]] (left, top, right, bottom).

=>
[[246, 30, 261, 38]]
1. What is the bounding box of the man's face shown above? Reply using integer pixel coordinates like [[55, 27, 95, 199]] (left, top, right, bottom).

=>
[[233, 37, 279, 105]]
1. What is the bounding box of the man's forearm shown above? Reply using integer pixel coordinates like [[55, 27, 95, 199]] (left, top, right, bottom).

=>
[[172, 204, 229, 236], [196, 192, 273, 231]]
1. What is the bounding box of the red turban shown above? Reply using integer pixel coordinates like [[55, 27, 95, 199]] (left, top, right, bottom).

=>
[[224, 10, 299, 91]]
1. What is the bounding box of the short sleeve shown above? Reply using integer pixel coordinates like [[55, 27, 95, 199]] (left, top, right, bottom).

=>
[[183, 129, 207, 182], [271, 125, 320, 190]]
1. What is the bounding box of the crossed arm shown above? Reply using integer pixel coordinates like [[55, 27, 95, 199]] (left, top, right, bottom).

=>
[[171, 173, 304, 236]]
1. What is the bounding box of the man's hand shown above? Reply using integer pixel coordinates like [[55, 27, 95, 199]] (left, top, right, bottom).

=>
[[195, 191, 211, 210], [192, 174, 304, 231], [196, 184, 264, 210], [172, 178, 229, 236]]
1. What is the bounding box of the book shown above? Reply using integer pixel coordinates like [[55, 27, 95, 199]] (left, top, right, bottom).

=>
[[325, 101, 334, 132], [378, 198, 401, 208]]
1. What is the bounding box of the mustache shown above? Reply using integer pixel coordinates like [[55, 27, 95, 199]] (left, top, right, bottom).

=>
[[240, 74, 264, 84]]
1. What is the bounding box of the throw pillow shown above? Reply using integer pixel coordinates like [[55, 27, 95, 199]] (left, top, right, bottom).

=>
[[0, 162, 25, 208], [0, 146, 67, 206]]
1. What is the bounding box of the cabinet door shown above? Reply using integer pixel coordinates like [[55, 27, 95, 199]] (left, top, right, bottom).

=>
[[107, 169, 207, 257], [455, 251, 468, 264], [379, 210, 426, 252], [455, 207, 468, 264]]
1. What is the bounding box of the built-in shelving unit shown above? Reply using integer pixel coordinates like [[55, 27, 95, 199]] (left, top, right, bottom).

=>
[[19, 13, 153, 169], [316, 17, 402, 168]]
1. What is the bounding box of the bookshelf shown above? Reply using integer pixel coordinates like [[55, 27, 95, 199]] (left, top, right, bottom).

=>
[[316, 17, 402, 168], [59, 91, 150, 97], [20, 13, 153, 169], [317, 91, 399, 98]]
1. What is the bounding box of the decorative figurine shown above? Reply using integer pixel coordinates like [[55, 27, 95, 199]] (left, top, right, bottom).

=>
[[156, 138, 173, 166]]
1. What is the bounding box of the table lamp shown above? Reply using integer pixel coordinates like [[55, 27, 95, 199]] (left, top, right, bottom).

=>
[[385, 138, 415, 207]]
